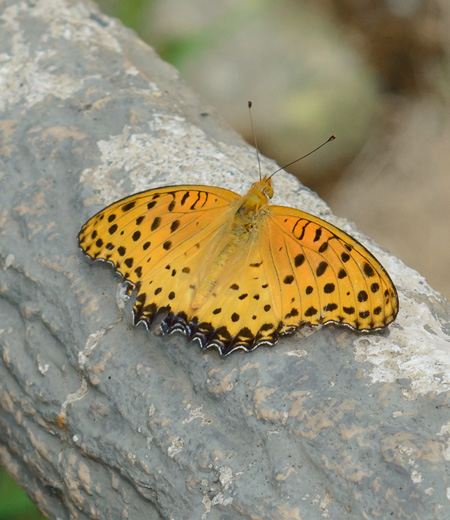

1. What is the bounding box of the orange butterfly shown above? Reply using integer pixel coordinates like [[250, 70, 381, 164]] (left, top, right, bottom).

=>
[[78, 172, 398, 355]]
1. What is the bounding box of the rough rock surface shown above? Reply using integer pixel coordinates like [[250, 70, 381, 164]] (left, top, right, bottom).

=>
[[0, 1, 449, 519]]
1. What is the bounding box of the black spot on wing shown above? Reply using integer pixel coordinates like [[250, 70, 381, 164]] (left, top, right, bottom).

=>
[[170, 220, 180, 232], [180, 192, 189, 205], [294, 254, 305, 267], [358, 290, 368, 302], [285, 308, 299, 318], [363, 263, 375, 277], [305, 306, 318, 317], [151, 217, 161, 231], [316, 262, 328, 277], [122, 201, 136, 212]]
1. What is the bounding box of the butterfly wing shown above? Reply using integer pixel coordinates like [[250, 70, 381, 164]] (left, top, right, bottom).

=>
[[79, 184, 398, 356], [171, 203, 399, 356], [78, 184, 241, 331], [185, 228, 287, 354], [263, 205, 399, 333]]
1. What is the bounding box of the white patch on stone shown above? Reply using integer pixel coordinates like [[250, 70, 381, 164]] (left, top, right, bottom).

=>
[[60, 378, 89, 417], [354, 278, 450, 398], [0, 0, 162, 113], [37, 359, 49, 375], [167, 436, 184, 458], [0, 3, 84, 111], [182, 404, 211, 426], [286, 349, 308, 357], [411, 469, 423, 484], [3, 254, 14, 269], [80, 116, 247, 203], [78, 330, 104, 367], [218, 465, 243, 490], [218, 466, 233, 488], [201, 490, 233, 520], [319, 489, 332, 519], [437, 421, 450, 461], [29, 0, 122, 53], [126, 66, 140, 76], [116, 283, 130, 308]]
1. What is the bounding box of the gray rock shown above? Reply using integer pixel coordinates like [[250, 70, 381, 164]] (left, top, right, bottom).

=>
[[0, 1, 449, 519]]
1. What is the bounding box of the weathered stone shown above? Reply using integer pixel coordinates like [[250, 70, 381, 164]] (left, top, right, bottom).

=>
[[0, 1, 449, 519]]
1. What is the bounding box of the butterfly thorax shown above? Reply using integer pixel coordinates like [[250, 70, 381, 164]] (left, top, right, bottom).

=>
[[233, 175, 273, 224], [191, 176, 273, 310]]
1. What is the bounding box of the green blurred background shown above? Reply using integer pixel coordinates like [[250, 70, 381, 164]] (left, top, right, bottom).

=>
[[0, 470, 46, 520]]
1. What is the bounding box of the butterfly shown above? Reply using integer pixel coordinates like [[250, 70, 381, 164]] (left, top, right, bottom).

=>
[[78, 170, 399, 356]]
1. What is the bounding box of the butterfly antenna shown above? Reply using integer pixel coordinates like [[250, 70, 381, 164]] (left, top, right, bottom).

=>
[[248, 101, 262, 181], [268, 135, 336, 180]]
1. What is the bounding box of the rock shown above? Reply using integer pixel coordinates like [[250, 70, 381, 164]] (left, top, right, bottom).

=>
[[0, 1, 449, 519]]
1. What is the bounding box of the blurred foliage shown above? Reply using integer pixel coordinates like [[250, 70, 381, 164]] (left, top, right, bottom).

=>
[[111, 0, 151, 38], [0, 467, 47, 520], [158, 2, 267, 70], [97, 0, 252, 69]]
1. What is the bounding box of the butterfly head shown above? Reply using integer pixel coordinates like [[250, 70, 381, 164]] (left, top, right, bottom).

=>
[[251, 175, 274, 200]]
